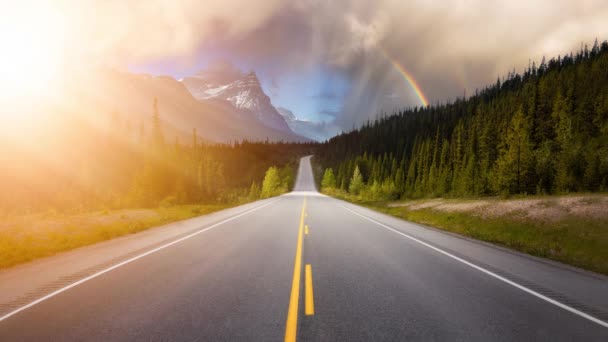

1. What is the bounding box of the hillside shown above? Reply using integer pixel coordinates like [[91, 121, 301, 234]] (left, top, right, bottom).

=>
[[317, 40, 608, 198], [66, 69, 307, 143]]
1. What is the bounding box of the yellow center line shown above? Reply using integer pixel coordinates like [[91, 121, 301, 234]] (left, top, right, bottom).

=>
[[305, 225, 309, 235], [305, 264, 315, 315], [285, 197, 306, 342]]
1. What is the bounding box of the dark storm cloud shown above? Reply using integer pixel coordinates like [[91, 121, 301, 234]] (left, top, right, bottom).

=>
[[203, 0, 608, 130], [311, 92, 338, 100], [72, 0, 608, 130]]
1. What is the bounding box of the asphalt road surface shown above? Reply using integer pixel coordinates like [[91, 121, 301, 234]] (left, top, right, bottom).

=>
[[1, 156, 607, 341]]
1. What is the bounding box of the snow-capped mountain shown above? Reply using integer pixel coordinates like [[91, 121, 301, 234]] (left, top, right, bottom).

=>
[[65, 68, 308, 144], [182, 69, 292, 134]]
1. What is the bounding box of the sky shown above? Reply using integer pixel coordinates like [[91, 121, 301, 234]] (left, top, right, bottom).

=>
[[5, 0, 608, 131]]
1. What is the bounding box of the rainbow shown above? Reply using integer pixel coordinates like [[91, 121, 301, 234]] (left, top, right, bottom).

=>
[[381, 48, 429, 107]]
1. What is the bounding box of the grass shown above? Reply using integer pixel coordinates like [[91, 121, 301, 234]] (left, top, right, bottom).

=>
[[0, 204, 233, 269], [324, 189, 608, 275]]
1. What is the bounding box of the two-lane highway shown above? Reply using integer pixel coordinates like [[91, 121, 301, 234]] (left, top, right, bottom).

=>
[[1, 156, 607, 341]]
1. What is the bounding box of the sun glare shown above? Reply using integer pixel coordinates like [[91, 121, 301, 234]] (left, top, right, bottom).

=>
[[0, 4, 66, 104]]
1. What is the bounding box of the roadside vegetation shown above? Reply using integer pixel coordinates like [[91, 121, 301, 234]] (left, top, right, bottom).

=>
[[0, 204, 227, 269], [321, 181, 608, 274], [0, 98, 308, 268], [0, 163, 296, 270]]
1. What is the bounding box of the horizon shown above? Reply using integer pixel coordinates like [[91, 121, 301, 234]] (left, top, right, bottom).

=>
[[3, 1, 608, 140]]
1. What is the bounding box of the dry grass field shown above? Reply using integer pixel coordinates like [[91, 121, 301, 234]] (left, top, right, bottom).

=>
[[328, 191, 608, 275], [0, 204, 230, 269]]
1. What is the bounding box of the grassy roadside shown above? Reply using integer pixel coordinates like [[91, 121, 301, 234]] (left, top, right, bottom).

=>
[[324, 189, 608, 275], [0, 161, 298, 270], [0, 204, 234, 269]]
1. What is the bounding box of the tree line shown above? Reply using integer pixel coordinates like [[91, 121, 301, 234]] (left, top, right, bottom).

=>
[[0, 98, 313, 214], [318, 39, 608, 199]]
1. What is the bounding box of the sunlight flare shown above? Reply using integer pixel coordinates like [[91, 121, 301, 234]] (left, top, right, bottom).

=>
[[0, 3, 67, 104]]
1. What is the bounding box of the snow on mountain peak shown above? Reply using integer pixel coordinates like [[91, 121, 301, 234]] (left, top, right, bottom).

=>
[[181, 68, 292, 134], [277, 107, 297, 120]]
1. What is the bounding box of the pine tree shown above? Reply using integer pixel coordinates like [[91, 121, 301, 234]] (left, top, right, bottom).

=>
[[553, 90, 577, 191], [493, 109, 533, 194], [321, 168, 337, 189], [261, 166, 282, 198], [349, 165, 364, 194]]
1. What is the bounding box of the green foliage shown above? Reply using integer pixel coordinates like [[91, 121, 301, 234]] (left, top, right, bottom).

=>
[[278, 164, 295, 190], [318, 40, 608, 199], [261, 167, 282, 198], [373, 199, 608, 275], [348, 165, 364, 194], [260, 165, 293, 198], [493, 109, 534, 194], [321, 168, 337, 189], [248, 182, 261, 200], [0, 204, 231, 269]]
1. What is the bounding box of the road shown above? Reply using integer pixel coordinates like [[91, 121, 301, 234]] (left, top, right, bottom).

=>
[[1, 156, 607, 341]]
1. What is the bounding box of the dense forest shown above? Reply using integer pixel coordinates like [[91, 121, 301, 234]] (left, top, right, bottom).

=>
[[317, 39, 608, 199], [0, 98, 314, 214]]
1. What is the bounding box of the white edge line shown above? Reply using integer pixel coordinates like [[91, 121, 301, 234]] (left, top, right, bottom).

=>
[[0, 198, 281, 323], [337, 202, 608, 329]]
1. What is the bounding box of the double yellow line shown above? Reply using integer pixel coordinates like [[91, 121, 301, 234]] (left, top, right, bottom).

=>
[[285, 198, 314, 342]]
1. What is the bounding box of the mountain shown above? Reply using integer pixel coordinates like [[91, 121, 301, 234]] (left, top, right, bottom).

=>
[[181, 68, 295, 135], [62, 69, 308, 143], [277, 107, 339, 142]]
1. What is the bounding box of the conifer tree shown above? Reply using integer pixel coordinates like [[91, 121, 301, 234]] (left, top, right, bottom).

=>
[[494, 109, 533, 194], [321, 168, 337, 189], [261, 166, 282, 198], [349, 165, 364, 194]]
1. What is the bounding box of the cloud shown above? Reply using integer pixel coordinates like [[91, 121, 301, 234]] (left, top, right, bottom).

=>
[[30, 0, 608, 130], [311, 0, 608, 127], [31, 0, 287, 66], [319, 109, 338, 118], [311, 91, 338, 100]]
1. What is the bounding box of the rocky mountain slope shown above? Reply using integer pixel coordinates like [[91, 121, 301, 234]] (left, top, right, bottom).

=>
[[66, 69, 308, 143], [182, 70, 293, 134]]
